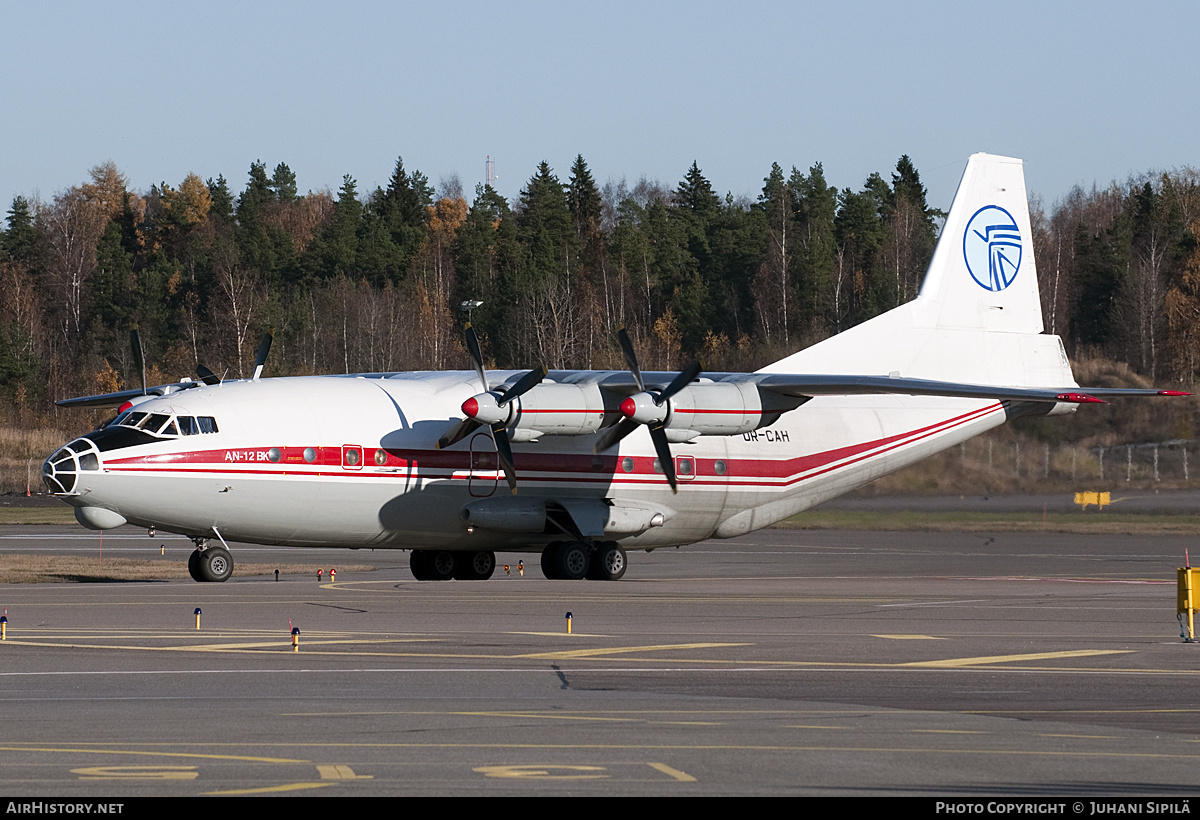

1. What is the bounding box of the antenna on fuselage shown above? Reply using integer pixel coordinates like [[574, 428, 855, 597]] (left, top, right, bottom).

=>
[[251, 329, 274, 382]]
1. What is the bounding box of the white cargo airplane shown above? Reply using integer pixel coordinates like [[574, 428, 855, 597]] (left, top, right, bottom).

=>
[[43, 154, 1185, 582]]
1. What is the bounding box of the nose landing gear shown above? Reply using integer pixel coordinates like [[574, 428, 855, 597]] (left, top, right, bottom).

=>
[[187, 538, 234, 583]]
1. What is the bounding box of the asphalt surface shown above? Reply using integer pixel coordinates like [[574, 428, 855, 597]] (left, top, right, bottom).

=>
[[0, 522, 1198, 797]]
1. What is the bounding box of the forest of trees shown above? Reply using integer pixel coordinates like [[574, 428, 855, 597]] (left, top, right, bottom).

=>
[[1, 153, 1198, 430]]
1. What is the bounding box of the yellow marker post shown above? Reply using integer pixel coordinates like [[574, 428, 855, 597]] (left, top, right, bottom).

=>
[[565, 611, 573, 634], [194, 607, 201, 630], [160, 544, 165, 556], [330, 568, 336, 583], [503, 564, 510, 576], [1, 614, 7, 640], [291, 627, 300, 652], [518, 560, 524, 577], [1179, 567, 1198, 641]]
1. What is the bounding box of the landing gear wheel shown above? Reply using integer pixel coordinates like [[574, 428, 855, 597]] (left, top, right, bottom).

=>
[[541, 541, 564, 579], [427, 550, 456, 581], [554, 541, 591, 581], [410, 551, 432, 581], [587, 541, 627, 581], [454, 550, 495, 580], [199, 546, 233, 583], [187, 549, 204, 582]]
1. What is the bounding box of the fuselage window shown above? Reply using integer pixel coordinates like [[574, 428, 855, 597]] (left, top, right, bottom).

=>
[[178, 416, 200, 436], [198, 417, 219, 434]]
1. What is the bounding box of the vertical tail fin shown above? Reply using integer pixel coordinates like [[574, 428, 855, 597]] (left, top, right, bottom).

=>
[[765, 153, 1070, 387], [911, 153, 1042, 334]]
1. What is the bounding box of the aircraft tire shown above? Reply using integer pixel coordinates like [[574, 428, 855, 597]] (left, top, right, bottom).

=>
[[409, 551, 431, 581], [428, 550, 456, 581], [587, 542, 627, 581], [452, 550, 495, 581], [199, 546, 233, 583], [541, 542, 563, 579], [187, 549, 204, 582], [555, 541, 591, 581]]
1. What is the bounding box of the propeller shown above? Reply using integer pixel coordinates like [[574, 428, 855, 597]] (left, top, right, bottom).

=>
[[437, 323, 546, 493], [251, 330, 273, 381], [195, 364, 221, 386], [593, 325, 702, 493]]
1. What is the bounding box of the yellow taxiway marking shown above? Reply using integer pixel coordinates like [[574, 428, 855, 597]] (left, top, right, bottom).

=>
[[316, 764, 372, 780], [902, 649, 1129, 667], [73, 765, 198, 780], [0, 745, 306, 764], [874, 634, 945, 640], [515, 642, 748, 659], [647, 762, 696, 782], [913, 729, 987, 735], [474, 764, 608, 780], [207, 782, 335, 795]]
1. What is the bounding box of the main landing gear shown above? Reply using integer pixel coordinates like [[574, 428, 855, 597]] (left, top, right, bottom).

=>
[[187, 539, 233, 583], [540, 540, 627, 581], [409, 549, 496, 581], [407, 543, 627, 581]]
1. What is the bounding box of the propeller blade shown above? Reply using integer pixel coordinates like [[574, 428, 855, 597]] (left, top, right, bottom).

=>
[[252, 330, 273, 381], [464, 323, 488, 390], [491, 424, 518, 494], [498, 366, 547, 406], [130, 328, 147, 395], [649, 424, 678, 493], [616, 325, 645, 393], [658, 360, 702, 404], [437, 418, 481, 450], [196, 364, 221, 386], [593, 417, 639, 453]]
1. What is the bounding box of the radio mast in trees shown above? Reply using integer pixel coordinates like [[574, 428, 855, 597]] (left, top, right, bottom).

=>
[[486, 155, 498, 189]]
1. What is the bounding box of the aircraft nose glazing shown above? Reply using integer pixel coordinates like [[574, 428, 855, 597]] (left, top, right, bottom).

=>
[[42, 438, 101, 496]]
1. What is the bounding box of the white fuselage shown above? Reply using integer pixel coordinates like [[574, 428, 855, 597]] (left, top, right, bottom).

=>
[[48, 370, 1011, 553]]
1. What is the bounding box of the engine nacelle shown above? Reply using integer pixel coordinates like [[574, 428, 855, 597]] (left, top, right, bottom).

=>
[[507, 382, 608, 442], [636, 381, 767, 438]]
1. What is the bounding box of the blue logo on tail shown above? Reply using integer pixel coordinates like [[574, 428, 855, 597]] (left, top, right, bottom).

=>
[[963, 205, 1022, 292]]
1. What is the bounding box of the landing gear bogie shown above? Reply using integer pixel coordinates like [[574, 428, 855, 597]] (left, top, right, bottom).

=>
[[411, 550, 494, 581]]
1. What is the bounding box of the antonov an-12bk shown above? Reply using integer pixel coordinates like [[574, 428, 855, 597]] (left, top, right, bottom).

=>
[[43, 154, 1186, 582]]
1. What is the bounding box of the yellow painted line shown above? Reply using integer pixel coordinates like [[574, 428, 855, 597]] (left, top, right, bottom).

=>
[[507, 632, 614, 638], [1040, 734, 1120, 739], [451, 711, 641, 723], [316, 764, 371, 780], [902, 649, 1129, 667], [206, 782, 335, 795], [515, 642, 748, 659], [913, 730, 987, 734], [0, 745, 307, 764], [647, 762, 696, 782], [874, 634, 945, 640]]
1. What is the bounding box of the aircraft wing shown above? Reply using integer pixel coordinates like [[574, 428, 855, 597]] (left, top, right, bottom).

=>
[[56, 382, 203, 408], [750, 373, 1187, 404]]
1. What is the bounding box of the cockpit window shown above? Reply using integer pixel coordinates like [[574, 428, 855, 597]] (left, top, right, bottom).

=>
[[140, 414, 172, 434], [107, 411, 219, 439]]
